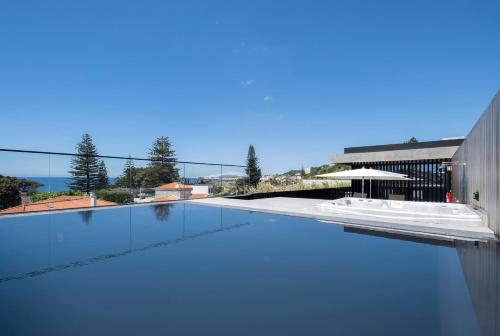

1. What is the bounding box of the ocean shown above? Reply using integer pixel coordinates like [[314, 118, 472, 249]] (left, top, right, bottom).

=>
[[25, 177, 199, 192], [26, 177, 116, 192]]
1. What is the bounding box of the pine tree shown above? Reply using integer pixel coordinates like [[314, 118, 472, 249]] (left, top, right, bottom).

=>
[[143, 137, 179, 187], [115, 156, 132, 188], [69, 134, 100, 193], [115, 155, 142, 188], [96, 160, 109, 190], [245, 145, 262, 186]]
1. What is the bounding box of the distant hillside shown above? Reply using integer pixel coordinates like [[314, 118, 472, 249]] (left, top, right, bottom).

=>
[[306, 164, 351, 177], [282, 164, 350, 178]]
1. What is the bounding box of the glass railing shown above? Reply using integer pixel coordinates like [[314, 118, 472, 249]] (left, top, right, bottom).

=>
[[0, 148, 248, 216]]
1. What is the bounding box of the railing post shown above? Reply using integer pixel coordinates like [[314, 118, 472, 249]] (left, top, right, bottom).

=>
[[220, 165, 223, 194]]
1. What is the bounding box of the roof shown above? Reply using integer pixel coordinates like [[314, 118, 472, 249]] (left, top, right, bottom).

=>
[[0, 196, 116, 215], [330, 139, 463, 164], [190, 193, 208, 199], [343, 139, 464, 154], [152, 193, 208, 202], [155, 182, 193, 190], [152, 195, 179, 202]]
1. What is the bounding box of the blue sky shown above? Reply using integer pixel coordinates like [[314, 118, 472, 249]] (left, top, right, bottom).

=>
[[1, 0, 499, 175]]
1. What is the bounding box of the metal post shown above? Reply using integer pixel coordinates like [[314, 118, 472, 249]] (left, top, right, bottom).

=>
[[220, 165, 223, 194], [361, 177, 364, 197], [182, 202, 186, 238], [369, 179, 372, 199], [48, 153, 51, 194], [129, 206, 132, 251], [129, 157, 132, 197]]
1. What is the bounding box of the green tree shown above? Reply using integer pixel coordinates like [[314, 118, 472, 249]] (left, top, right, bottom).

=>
[[15, 178, 43, 193], [123, 156, 135, 187], [245, 145, 262, 187], [115, 156, 145, 189], [406, 136, 419, 144], [96, 160, 109, 189], [115, 156, 133, 188], [69, 134, 100, 193], [0, 175, 21, 210], [142, 137, 179, 187]]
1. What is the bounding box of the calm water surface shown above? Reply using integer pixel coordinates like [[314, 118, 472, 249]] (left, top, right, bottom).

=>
[[0, 203, 499, 335], [26, 177, 116, 192]]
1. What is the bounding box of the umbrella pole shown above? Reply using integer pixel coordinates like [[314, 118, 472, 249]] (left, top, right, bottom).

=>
[[361, 177, 364, 197], [370, 179, 372, 199]]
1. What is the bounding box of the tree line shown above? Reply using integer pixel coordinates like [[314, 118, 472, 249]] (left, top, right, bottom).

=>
[[0, 134, 262, 210], [69, 134, 262, 193], [69, 134, 179, 193]]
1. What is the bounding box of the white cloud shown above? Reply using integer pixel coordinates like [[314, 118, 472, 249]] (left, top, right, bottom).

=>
[[263, 95, 273, 101], [232, 41, 247, 53], [241, 79, 255, 86]]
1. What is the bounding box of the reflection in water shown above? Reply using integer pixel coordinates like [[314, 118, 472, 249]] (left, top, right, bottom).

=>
[[0, 203, 249, 283], [2, 204, 500, 335], [80, 210, 93, 223], [151, 203, 172, 221], [344, 226, 455, 247], [346, 227, 500, 336], [456, 241, 500, 336], [0, 221, 249, 283]]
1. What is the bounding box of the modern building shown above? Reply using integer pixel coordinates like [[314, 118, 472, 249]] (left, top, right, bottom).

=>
[[330, 90, 500, 237], [451, 90, 500, 236], [330, 138, 464, 202]]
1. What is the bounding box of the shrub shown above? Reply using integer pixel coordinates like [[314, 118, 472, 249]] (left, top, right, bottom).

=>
[[95, 189, 133, 204], [29, 190, 84, 203], [247, 181, 350, 194], [0, 176, 21, 210]]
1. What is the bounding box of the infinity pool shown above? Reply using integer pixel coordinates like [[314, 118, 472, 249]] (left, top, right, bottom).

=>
[[0, 202, 499, 335]]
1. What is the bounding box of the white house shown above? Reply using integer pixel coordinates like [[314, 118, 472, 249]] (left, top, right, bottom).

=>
[[190, 185, 213, 196]]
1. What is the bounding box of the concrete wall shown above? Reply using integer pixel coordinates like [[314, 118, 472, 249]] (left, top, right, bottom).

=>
[[452, 90, 500, 235]]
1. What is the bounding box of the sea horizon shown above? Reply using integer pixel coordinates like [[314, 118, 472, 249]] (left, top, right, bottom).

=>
[[23, 176, 200, 192]]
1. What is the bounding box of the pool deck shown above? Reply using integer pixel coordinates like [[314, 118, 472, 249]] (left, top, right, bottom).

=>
[[189, 197, 496, 241]]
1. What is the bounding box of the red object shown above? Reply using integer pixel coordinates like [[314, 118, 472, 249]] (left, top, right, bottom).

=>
[[446, 191, 452, 203]]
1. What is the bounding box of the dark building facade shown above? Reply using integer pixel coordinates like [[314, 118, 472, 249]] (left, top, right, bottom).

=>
[[330, 139, 464, 202]]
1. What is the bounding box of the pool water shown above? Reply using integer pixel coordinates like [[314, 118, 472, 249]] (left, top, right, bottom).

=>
[[0, 202, 499, 335]]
